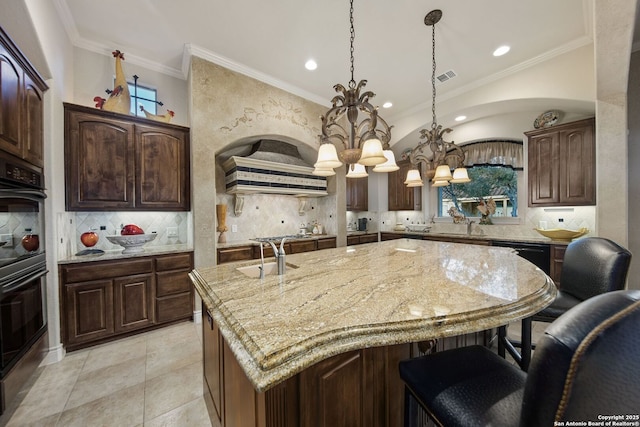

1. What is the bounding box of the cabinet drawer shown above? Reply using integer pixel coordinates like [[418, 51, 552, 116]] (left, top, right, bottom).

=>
[[289, 240, 317, 254], [156, 270, 192, 297], [218, 246, 254, 264], [156, 252, 193, 271], [156, 293, 192, 323], [63, 258, 153, 283], [360, 234, 378, 244], [316, 237, 337, 250]]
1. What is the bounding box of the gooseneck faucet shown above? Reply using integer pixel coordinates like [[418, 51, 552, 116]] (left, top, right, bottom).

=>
[[267, 237, 288, 275]]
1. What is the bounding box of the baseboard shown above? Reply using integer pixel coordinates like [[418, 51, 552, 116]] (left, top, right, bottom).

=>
[[40, 343, 65, 366]]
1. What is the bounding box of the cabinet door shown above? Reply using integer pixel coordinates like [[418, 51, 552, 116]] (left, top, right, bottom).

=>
[[22, 74, 44, 167], [346, 176, 368, 211], [65, 279, 114, 346], [550, 245, 567, 288], [316, 237, 337, 250], [0, 46, 22, 157], [528, 132, 560, 205], [559, 122, 595, 205], [65, 107, 136, 210], [203, 307, 224, 424], [135, 124, 190, 210], [299, 349, 380, 427], [114, 273, 154, 333], [388, 161, 421, 211]]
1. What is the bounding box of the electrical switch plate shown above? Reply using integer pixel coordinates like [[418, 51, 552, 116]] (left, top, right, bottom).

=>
[[167, 227, 178, 238], [0, 234, 13, 248], [232, 225, 238, 233]]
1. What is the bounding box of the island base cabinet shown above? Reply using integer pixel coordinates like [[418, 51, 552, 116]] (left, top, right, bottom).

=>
[[203, 317, 411, 427]]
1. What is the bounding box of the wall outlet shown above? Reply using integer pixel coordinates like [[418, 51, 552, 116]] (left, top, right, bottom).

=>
[[231, 225, 238, 233], [167, 227, 178, 238], [0, 234, 13, 248]]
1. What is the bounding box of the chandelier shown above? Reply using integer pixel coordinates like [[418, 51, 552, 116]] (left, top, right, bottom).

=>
[[313, 0, 398, 178], [404, 10, 471, 188]]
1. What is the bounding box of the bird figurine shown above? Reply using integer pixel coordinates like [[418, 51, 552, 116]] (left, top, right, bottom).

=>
[[140, 106, 175, 123], [100, 50, 131, 115]]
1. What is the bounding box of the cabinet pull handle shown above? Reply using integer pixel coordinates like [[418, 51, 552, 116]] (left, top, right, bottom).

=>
[[206, 310, 214, 329]]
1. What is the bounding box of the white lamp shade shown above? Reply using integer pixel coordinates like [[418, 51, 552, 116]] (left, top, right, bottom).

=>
[[432, 164, 453, 182], [346, 163, 368, 178], [449, 167, 471, 183], [404, 168, 424, 187], [358, 138, 387, 166], [431, 179, 450, 187], [315, 143, 343, 169], [312, 166, 336, 176], [372, 150, 400, 172]]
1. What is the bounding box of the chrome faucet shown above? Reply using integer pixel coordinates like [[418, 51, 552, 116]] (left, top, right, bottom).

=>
[[258, 241, 265, 280], [267, 237, 288, 275], [466, 219, 475, 235]]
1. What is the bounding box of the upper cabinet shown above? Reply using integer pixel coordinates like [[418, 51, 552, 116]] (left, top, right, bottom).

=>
[[388, 160, 421, 211], [346, 176, 368, 211], [527, 118, 595, 207], [0, 27, 47, 169], [64, 103, 190, 211]]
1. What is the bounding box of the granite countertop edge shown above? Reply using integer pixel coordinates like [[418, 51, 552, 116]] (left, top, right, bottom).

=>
[[58, 244, 194, 264], [218, 234, 337, 249]]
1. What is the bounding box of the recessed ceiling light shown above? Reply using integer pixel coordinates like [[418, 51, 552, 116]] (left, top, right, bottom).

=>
[[493, 45, 510, 57], [305, 59, 318, 70], [455, 115, 467, 122], [382, 102, 393, 108]]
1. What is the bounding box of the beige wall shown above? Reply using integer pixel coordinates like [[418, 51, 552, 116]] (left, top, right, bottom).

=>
[[188, 57, 338, 268]]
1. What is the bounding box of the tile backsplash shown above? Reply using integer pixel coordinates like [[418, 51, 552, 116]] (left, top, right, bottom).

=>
[[59, 211, 192, 258]]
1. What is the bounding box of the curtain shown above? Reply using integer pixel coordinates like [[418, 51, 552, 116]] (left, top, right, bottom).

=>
[[459, 140, 523, 169]]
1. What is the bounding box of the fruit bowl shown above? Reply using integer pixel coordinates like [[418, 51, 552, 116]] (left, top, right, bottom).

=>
[[534, 227, 589, 242], [106, 234, 157, 254]]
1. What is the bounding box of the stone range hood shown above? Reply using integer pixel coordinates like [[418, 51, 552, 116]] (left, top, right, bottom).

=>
[[222, 140, 328, 198]]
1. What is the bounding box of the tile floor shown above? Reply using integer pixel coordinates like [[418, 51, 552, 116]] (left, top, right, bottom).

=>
[[0, 318, 548, 427], [0, 321, 212, 427]]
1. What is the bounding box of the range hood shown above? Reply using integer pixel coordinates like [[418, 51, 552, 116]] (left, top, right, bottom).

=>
[[222, 140, 328, 197]]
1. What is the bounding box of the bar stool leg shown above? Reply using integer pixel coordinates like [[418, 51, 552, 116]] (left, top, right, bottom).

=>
[[521, 317, 532, 372]]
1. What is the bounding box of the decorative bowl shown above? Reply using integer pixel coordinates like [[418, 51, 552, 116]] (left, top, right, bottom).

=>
[[534, 227, 589, 242], [106, 234, 157, 254]]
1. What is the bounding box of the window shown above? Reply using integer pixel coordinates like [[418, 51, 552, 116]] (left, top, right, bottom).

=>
[[439, 165, 518, 217], [127, 82, 158, 117], [437, 140, 523, 219]]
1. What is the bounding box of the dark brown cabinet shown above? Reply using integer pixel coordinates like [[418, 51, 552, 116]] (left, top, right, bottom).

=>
[[0, 27, 47, 168], [203, 306, 224, 425], [155, 253, 194, 323], [217, 237, 338, 264], [60, 252, 193, 351], [347, 233, 378, 245], [550, 244, 567, 288], [346, 176, 368, 211], [388, 160, 421, 211], [64, 103, 190, 211], [527, 118, 595, 207]]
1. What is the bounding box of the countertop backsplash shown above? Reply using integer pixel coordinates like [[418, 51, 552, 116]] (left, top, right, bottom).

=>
[[58, 211, 192, 260]]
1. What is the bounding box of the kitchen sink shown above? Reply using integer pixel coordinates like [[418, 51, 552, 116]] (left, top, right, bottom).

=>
[[236, 262, 299, 278]]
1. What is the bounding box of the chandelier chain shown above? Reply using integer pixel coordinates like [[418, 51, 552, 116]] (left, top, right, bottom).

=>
[[349, 0, 356, 88], [431, 22, 437, 129]]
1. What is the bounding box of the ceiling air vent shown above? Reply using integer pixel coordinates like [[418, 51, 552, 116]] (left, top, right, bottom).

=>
[[437, 70, 457, 83]]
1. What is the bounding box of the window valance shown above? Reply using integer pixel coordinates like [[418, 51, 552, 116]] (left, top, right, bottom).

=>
[[460, 139, 523, 169]]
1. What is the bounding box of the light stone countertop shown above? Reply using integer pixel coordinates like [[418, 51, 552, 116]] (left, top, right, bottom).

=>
[[191, 238, 557, 392], [58, 244, 193, 264]]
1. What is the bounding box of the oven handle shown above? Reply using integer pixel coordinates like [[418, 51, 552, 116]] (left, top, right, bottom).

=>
[[0, 188, 47, 201], [2, 268, 48, 293]]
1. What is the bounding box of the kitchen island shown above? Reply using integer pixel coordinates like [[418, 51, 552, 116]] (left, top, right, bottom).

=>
[[190, 239, 556, 426]]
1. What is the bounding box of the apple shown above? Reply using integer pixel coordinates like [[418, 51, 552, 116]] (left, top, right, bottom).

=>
[[121, 224, 144, 235], [81, 231, 99, 247]]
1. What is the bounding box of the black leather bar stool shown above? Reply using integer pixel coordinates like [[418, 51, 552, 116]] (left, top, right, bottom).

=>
[[499, 237, 631, 371], [399, 290, 640, 427]]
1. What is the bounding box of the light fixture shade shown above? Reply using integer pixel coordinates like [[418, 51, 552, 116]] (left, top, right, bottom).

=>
[[346, 163, 368, 178], [404, 168, 424, 187], [431, 179, 450, 187], [372, 150, 400, 172], [358, 138, 387, 166], [312, 166, 336, 176], [432, 164, 453, 182], [315, 143, 343, 169], [449, 167, 471, 183]]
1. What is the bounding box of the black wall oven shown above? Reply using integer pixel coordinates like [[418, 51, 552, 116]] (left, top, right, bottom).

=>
[[0, 153, 47, 381]]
